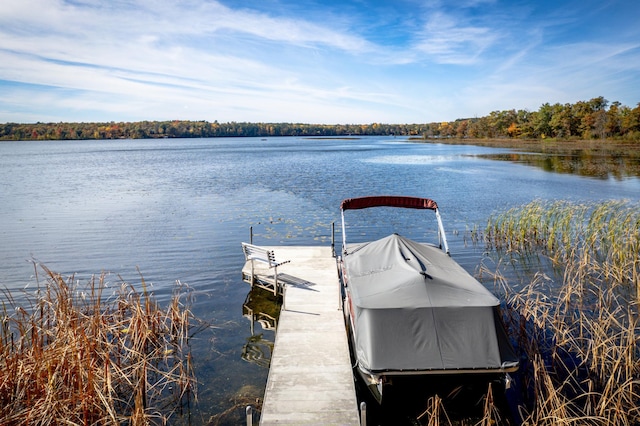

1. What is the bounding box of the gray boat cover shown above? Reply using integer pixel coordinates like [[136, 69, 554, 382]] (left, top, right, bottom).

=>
[[344, 233, 518, 373]]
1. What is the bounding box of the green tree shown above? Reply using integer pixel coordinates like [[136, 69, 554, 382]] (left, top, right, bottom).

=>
[[531, 103, 553, 138]]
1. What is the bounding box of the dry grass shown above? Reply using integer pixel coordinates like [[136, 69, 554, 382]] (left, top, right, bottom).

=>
[[480, 200, 640, 426], [0, 264, 198, 425], [409, 383, 507, 426], [417, 395, 449, 426], [486, 200, 639, 296], [421, 138, 640, 156]]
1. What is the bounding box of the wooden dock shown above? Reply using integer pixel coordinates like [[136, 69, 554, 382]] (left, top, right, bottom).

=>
[[242, 245, 361, 425]]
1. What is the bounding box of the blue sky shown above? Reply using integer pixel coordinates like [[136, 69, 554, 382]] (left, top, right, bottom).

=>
[[1, 0, 639, 124]]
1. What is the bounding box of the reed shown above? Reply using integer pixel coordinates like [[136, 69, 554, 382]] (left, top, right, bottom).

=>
[[482, 199, 640, 425], [485, 200, 639, 296], [0, 264, 198, 425], [417, 395, 449, 426]]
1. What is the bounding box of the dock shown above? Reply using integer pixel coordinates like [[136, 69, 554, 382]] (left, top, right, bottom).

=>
[[242, 245, 361, 425]]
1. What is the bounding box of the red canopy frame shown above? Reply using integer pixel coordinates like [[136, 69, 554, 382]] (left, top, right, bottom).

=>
[[340, 195, 438, 211], [340, 195, 449, 255]]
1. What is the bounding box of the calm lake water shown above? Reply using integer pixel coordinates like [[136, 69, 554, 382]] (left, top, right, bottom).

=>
[[1, 136, 638, 423]]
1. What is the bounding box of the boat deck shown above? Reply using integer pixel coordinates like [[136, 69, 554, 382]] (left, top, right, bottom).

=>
[[242, 245, 360, 425]]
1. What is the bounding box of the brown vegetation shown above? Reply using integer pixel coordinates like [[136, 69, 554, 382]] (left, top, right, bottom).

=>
[[0, 264, 198, 425], [426, 138, 640, 178], [481, 200, 640, 425]]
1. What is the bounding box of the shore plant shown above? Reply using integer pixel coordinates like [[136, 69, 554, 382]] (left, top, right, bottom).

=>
[[0, 264, 198, 425], [485, 200, 639, 296], [482, 200, 640, 425]]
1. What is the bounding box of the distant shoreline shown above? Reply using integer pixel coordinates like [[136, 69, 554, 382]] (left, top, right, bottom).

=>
[[3, 97, 640, 141], [3, 133, 639, 156], [413, 137, 640, 155]]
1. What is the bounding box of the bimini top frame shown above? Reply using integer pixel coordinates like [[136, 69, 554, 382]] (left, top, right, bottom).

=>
[[340, 195, 450, 256]]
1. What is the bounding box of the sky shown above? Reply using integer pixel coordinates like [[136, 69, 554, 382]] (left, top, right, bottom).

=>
[[1, 0, 639, 124]]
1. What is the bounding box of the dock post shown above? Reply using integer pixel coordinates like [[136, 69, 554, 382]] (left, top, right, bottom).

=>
[[360, 401, 366, 426], [246, 405, 253, 426], [337, 255, 343, 311], [338, 274, 342, 311], [331, 221, 336, 257], [282, 284, 287, 311]]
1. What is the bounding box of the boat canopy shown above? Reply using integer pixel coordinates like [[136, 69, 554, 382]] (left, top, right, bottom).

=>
[[341, 195, 438, 211], [344, 233, 518, 373], [341, 195, 448, 255]]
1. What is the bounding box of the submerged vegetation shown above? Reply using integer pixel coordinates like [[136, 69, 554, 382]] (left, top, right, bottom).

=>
[[0, 264, 199, 425], [481, 200, 640, 425]]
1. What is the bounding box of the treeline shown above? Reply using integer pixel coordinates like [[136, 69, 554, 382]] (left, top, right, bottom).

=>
[[1, 96, 639, 141], [434, 96, 640, 140], [0, 121, 426, 141]]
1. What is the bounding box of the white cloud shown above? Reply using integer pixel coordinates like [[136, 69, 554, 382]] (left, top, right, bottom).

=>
[[413, 11, 498, 64], [0, 0, 639, 123]]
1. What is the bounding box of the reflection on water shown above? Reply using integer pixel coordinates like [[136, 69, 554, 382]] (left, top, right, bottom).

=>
[[357, 374, 517, 426], [477, 150, 640, 180], [242, 334, 273, 369], [241, 287, 281, 368]]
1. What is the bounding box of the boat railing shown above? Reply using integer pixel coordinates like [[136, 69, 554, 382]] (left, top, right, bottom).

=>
[[340, 195, 450, 255]]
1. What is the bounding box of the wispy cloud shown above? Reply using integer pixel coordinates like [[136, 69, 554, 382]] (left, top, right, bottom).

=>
[[413, 11, 498, 65], [0, 0, 639, 123], [1, 0, 377, 120]]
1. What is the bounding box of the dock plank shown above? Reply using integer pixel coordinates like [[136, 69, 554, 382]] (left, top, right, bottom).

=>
[[249, 246, 360, 426]]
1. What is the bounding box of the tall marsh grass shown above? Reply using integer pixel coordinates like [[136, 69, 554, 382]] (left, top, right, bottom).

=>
[[482, 200, 640, 425], [486, 200, 639, 296], [0, 264, 198, 425]]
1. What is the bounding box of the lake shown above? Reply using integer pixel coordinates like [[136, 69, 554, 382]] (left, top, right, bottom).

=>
[[0, 136, 638, 424]]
